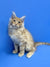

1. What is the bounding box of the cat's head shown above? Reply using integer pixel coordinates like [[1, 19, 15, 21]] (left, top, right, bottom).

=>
[[9, 12, 25, 29]]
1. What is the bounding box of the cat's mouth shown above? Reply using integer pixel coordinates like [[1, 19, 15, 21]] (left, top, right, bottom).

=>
[[9, 25, 22, 30], [9, 25, 18, 29]]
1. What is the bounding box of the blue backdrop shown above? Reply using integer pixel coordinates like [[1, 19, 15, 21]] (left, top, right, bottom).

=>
[[0, 0, 50, 67]]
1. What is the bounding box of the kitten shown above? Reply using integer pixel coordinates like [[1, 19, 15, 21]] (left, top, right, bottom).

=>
[[8, 12, 50, 58]]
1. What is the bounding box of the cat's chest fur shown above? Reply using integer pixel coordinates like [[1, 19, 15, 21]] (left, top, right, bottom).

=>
[[9, 28, 27, 43]]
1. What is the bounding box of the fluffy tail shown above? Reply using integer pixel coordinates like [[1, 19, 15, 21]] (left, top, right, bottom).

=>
[[34, 42, 50, 47]]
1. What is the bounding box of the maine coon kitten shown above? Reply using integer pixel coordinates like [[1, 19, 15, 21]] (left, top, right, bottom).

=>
[[8, 12, 50, 58]]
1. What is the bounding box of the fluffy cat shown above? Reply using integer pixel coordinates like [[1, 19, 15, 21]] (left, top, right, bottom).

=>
[[8, 12, 50, 58]]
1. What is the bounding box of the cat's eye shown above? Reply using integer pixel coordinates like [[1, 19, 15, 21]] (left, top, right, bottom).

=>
[[13, 20, 16, 22], [18, 21, 21, 23]]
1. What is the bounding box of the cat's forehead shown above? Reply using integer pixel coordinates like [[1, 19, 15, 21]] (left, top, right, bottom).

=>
[[13, 17, 21, 21]]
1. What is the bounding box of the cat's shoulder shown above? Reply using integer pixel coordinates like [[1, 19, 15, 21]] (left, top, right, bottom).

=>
[[23, 29, 31, 35]]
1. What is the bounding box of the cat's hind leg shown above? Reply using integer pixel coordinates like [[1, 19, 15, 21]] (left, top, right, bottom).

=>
[[26, 47, 36, 58]]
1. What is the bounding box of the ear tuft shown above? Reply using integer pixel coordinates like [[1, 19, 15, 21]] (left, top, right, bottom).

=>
[[12, 11, 16, 18], [20, 16, 26, 22]]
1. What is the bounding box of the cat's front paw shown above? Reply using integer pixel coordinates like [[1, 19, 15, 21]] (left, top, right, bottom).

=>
[[13, 50, 18, 53], [18, 52, 24, 57]]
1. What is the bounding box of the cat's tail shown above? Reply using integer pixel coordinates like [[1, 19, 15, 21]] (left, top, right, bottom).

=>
[[34, 42, 50, 47]]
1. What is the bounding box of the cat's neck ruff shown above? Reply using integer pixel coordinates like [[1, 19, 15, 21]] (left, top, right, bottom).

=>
[[17, 27, 25, 31]]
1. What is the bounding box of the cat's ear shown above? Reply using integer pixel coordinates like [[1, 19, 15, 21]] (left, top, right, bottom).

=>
[[11, 11, 16, 19], [20, 16, 26, 22]]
